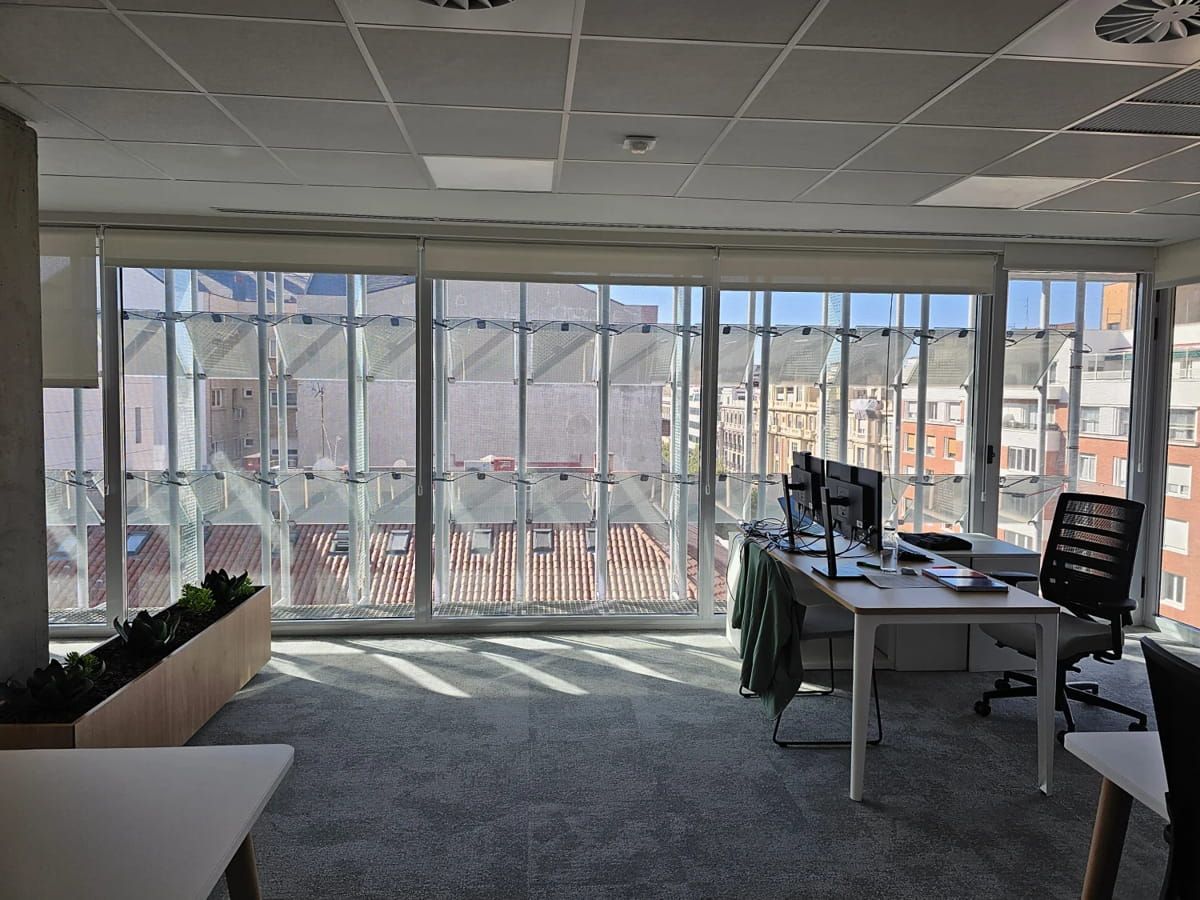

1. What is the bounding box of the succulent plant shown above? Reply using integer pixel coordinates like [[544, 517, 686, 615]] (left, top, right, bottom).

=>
[[178, 583, 216, 615], [63, 651, 105, 680], [114, 609, 180, 656], [1, 654, 105, 712], [202, 568, 254, 606]]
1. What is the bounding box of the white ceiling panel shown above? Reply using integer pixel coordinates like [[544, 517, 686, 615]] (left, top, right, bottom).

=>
[[0, 7, 190, 90], [0, 85, 98, 138], [1008, 0, 1200, 65], [1033, 180, 1200, 212], [28, 87, 255, 145], [37, 138, 165, 179], [427, 156, 553, 191], [116, 0, 341, 18], [802, 0, 1068, 52], [131, 16, 380, 101], [572, 40, 776, 117], [216, 97, 406, 151], [801, 171, 961, 205], [271, 149, 427, 188], [361, 29, 568, 110], [345, 0, 574, 33], [399, 106, 561, 159], [984, 133, 1195, 178], [681, 166, 824, 201], [581, 0, 819, 44], [115, 142, 297, 182], [915, 59, 1170, 130], [919, 175, 1089, 208], [564, 114, 728, 164], [851, 126, 1044, 174], [1121, 146, 1200, 183], [710, 120, 887, 168], [749, 49, 977, 122], [559, 162, 693, 196]]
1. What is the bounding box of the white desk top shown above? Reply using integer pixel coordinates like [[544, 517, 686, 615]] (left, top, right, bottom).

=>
[[0, 744, 294, 900], [1064, 732, 1168, 820]]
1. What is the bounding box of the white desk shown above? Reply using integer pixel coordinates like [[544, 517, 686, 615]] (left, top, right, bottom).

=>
[[0, 744, 294, 900], [1064, 732, 1167, 900], [769, 544, 1060, 802]]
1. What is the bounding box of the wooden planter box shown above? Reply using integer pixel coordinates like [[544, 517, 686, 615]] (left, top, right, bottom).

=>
[[0, 587, 271, 750]]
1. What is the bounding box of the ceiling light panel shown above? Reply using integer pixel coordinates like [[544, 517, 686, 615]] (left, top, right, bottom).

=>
[[425, 156, 554, 191], [399, 106, 562, 159], [572, 40, 777, 116], [983, 132, 1194, 178], [581, 0, 819, 43], [918, 176, 1091, 208], [748, 49, 976, 123], [799, 0, 1068, 52], [564, 114, 728, 164], [361, 29, 569, 110], [915, 59, 1169, 129], [709, 121, 888, 169]]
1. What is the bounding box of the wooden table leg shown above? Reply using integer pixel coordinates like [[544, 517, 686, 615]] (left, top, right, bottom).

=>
[[225, 834, 263, 900], [1081, 778, 1133, 900]]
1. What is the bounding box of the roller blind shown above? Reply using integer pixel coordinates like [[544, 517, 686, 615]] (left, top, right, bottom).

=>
[[425, 240, 712, 285], [104, 229, 419, 274], [1155, 237, 1200, 288], [718, 249, 997, 293], [40, 227, 99, 389]]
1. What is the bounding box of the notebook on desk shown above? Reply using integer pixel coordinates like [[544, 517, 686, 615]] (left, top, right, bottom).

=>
[[922, 565, 1009, 592]]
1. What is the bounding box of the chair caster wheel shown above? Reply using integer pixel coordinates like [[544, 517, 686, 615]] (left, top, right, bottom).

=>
[[994, 678, 1010, 691], [1129, 721, 1148, 732], [1057, 730, 1068, 745], [974, 700, 991, 717]]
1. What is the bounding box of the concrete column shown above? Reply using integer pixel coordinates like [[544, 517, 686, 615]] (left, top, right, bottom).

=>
[[0, 108, 49, 679]]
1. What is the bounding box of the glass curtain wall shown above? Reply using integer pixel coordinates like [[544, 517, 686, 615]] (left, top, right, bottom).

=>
[[998, 272, 1138, 553]]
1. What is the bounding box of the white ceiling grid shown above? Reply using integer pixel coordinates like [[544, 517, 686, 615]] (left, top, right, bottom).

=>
[[5, 0, 1200, 240]]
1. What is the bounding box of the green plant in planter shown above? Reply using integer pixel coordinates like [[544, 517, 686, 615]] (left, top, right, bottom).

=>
[[1, 654, 105, 712], [63, 651, 104, 679], [202, 568, 254, 605], [178, 583, 215, 615], [114, 609, 180, 656]]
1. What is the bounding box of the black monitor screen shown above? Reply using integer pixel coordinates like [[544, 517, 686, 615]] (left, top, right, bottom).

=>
[[851, 465, 884, 552], [790, 453, 825, 523]]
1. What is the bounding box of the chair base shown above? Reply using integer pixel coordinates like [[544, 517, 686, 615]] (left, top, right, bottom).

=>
[[738, 637, 838, 701], [772, 661, 884, 749], [975, 669, 1148, 737]]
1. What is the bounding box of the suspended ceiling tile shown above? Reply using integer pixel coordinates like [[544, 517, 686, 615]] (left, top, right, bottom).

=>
[[564, 114, 727, 164], [984, 133, 1195, 178], [801, 171, 960, 205], [0, 7, 191, 90], [271, 149, 427, 187], [0, 85, 98, 138], [345, 0, 574, 33], [361, 29, 569, 110], [582, 0, 818, 44], [680, 165, 825, 201], [572, 40, 776, 117], [1141, 193, 1200, 215], [801, 0, 1068, 52], [400, 106, 562, 159], [1032, 180, 1200, 212], [851, 126, 1044, 174], [749, 49, 977, 123], [709, 120, 887, 168], [558, 161, 693, 196], [37, 138, 166, 179], [115, 142, 297, 182], [27, 87, 255, 145], [217, 96, 406, 151], [131, 16, 380, 101], [117, 0, 341, 18], [7, 0, 104, 6], [1121, 145, 1200, 182], [914, 59, 1169, 130]]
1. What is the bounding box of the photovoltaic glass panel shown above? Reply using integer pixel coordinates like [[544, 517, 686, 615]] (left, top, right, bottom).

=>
[[125, 472, 195, 526], [768, 329, 837, 384], [608, 327, 678, 385], [278, 472, 350, 524], [44, 473, 102, 527], [998, 475, 1067, 527], [363, 317, 417, 381], [530, 474, 594, 523], [608, 475, 671, 524], [1004, 330, 1070, 387], [190, 472, 266, 525], [833, 329, 915, 385], [368, 472, 417, 525], [275, 319, 347, 380], [691, 328, 756, 385], [183, 314, 259, 379], [444, 320, 516, 383], [449, 475, 516, 525], [529, 323, 596, 383], [922, 475, 971, 530], [916, 330, 977, 387], [123, 318, 188, 377]]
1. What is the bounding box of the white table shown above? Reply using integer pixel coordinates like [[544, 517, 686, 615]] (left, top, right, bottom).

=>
[[769, 544, 1061, 802], [1064, 731, 1167, 900], [0, 744, 294, 900]]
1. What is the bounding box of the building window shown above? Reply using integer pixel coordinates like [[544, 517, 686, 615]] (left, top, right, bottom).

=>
[[945, 438, 959, 460], [1167, 464, 1192, 498], [1163, 572, 1186, 609], [1169, 408, 1196, 443], [924, 436, 936, 456], [244, 437, 255, 449], [126, 531, 149, 556], [904, 433, 916, 452], [1164, 518, 1189, 554], [386, 530, 410, 556], [532, 528, 554, 554], [1115, 408, 1130, 437], [1007, 447, 1037, 472], [1078, 453, 1097, 483], [133, 406, 143, 445], [926, 401, 939, 422], [243, 387, 254, 399], [905, 401, 918, 419], [1079, 406, 1101, 434], [470, 528, 494, 555], [211, 388, 224, 408], [233, 407, 244, 421], [329, 529, 349, 556], [949, 402, 963, 424], [1113, 457, 1128, 488]]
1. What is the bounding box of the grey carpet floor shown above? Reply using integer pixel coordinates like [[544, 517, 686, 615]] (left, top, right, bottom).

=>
[[193, 631, 1186, 900]]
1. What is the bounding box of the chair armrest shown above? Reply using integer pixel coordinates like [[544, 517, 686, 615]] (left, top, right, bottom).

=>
[[988, 570, 1039, 586]]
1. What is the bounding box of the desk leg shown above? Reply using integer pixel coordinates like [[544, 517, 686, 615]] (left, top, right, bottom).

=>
[[849, 615, 877, 802], [1081, 778, 1133, 900], [225, 834, 263, 900], [1034, 612, 1059, 796]]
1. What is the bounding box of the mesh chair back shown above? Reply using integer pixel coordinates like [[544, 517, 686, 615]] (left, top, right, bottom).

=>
[[1141, 637, 1200, 899], [1039, 492, 1143, 616]]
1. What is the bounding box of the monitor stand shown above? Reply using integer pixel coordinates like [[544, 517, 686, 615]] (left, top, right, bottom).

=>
[[810, 486, 865, 581]]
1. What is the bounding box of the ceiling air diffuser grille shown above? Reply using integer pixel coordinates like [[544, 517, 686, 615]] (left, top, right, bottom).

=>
[[1096, 0, 1200, 43], [417, 0, 514, 8]]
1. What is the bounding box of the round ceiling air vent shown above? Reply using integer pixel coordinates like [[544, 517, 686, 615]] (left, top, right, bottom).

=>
[[417, 0, 514, 8], [1096, 0, 1200, 43]]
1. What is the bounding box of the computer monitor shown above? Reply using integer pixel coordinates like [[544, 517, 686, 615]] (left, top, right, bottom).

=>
[[789, 452, 825, 525], [824, 462, 867, 546], [851, 465, 884, 552]]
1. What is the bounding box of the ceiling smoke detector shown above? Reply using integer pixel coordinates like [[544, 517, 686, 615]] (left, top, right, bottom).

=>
[[1096, 0, 1200, 43], [417, 0, 514, 9], [622, 135, 658, 155]]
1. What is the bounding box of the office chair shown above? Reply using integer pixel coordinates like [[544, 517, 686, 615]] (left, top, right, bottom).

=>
[[1141, 637, 1200, 900], [973, 493, 1147, 740]]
